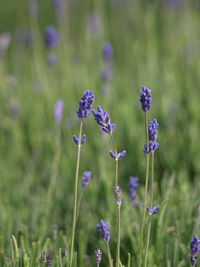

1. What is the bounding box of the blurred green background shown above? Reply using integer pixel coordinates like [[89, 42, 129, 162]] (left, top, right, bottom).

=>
[[0, 0, 200, 266]]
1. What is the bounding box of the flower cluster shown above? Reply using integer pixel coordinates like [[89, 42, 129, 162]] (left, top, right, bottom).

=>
[[102, 42, 113, 62], [128, 177, 138, 207], [114, 185, 122, 206], [96, 219, 110, 242], [45, 26, 58, 49], [92, 105, 115, 135], [190, 235, 200, 266], [139, 86, 152, 112], [81, 171, 91, 190], [40, 251, 52, 267], [109, 150, 126, 160], [73, 134, 86, 146], [77, 90, 94, 119], [54, 100, 64, 123], [95, 249, 102, 264], [147, 205, 160, 215], [144, 119, 159, 154]]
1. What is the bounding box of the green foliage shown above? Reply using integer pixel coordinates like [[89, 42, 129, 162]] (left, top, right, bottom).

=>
[[0, 0, 199, 266]]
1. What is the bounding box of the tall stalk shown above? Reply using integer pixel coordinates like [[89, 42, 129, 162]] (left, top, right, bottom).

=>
[[69, 120, 83, 267], [116, 204, 120, 267], [106, 241, 113, 267], [138, 111, 150, 267], [42, 123, 61, 235], [144, 151, 154, 267]]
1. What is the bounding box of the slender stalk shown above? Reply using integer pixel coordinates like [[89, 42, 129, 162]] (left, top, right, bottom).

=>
[[76, 189, 83, 225], [144, 151, 154, 267], [138, 111, 150, 267], [43, 123, 61, 234], [69, 120, 83, 267], [116, 204, 120, 267], [115, 159, 119, 186], [106, 241, 113, 267], [97, 263, 99, 267]]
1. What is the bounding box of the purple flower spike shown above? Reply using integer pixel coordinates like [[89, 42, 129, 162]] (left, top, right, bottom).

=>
[[96, 219, 110, 242], [95, 249, 102, 264], [144, 119, 159, 154], [73, 135, 79, 145], [139, 86, 152, 112], [81, 170, 91, 189], [45, 26, 58, 49], [54, 100, 63, 122], [77, 90, 94, 119], [48, 55, 57, 65], [109, 150, 116, 159], [190, 235, 200, 265], [101, 66, 111, 82], [81, 134, 86, 145], [118, 150, 126, 159], [92, 105, 115, 135], [102, 42, 113, 62], [147, 205, 160, 215], [128, 177, 138, 207]]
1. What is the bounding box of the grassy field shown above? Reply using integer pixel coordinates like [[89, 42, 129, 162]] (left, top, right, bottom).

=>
[[0, 0, 200, 266]]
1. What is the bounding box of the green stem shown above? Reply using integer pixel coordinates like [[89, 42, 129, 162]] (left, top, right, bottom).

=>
[[138, 111, 150, 267], [115, 159, 118, 186], [106, 241, 113, 267], [43, 123, 61, 234], [144, 151, 154, 267], [116, 204, 120, 267], [76, 189, 83, 226], [69, 120, 83, 267]]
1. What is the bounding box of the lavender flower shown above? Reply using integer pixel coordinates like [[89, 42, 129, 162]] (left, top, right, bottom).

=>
[[128, 177, 138, 207], [73, 134, 86, 146], [147, 205, 160, 215], [114, 185, 121, 206], [190, 235, 200, 265], [81, 171, 91, 189], [95, 249, 102, 264], [109, 150, 126, 160], [139, 86, 152, 112], [102, 42, 113, 62], [54, 100, 63, 122], [9, 100, 18, 119], [144, 119, 159, 154], [101, 66, 111, 83], [48, 55, 57, 65], [77, 90, 94, 119], [52, 0, 63, 13], [45, 26, 58, 49], [96, 219, 110, 242], [92, 105, 115, 135]]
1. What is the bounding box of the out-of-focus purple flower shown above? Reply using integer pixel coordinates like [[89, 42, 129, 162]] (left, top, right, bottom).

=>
[[114, 185, 121, 206], [52, 0, 63, 13], [0, 32, 11, 51], [77, 90, 94, 119], [54, 100, 63, 122], [95, 249, 102, 264], [164, 0, 182, 9], [139, 86, 152, 112], [144, 119, 159, 154], [81, 134, 86, 145], [109, 150, 126, 160], [96, 219, 110, 242], [27, 0, 39, 17], [101, 66, 111, 83], [147, 205, 160, 215], [81, 170, 91, 189], [190, 235, 200, 265], [48, 55, 57, 65], [45, 26, 58, 49], [102, 42, 113, 62], [128, 177, 138, 207], [86, 13, 100, 36], [92, 105, 115, 135], [9, 100, 19, 119], [16, 28, 32, 46]]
